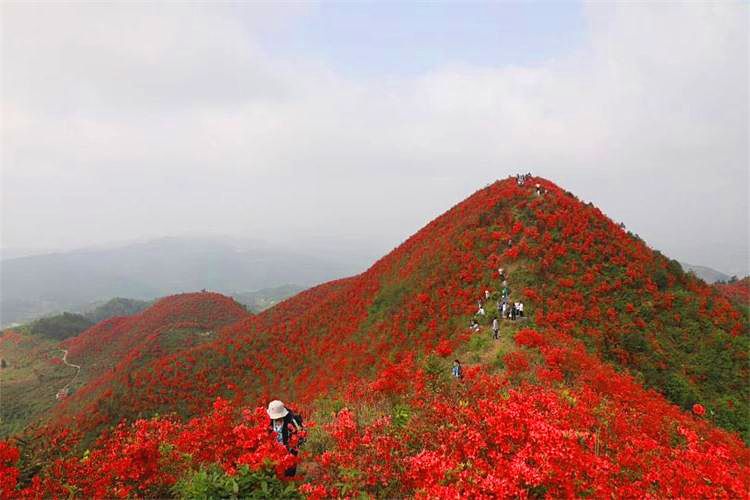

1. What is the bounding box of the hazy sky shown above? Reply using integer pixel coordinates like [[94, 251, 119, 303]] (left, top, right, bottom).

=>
[[2, 1, 748, 275]]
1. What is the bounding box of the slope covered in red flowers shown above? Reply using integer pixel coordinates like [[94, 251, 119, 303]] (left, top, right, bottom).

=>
[[39, 292, 250, 433], [716, 277, 750, 309], [4, 177, 749, 498]]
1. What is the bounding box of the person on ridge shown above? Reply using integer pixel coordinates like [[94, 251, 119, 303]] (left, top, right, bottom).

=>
[[518, 301, 524, 318], [492, 317, 500, 339], [267, 400, 304, 476], [452, 359, 463, 379]]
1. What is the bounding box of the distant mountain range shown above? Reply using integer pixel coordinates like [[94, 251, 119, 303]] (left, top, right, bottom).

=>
[[0, 236, 363, 327], [679, 262, 732, 284]]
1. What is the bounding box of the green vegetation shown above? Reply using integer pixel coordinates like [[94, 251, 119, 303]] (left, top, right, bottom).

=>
[[173, 464, 301, 499], [0, 332, 74, 437], [83, 297, 151, 323], [26, 313, 93, 341]]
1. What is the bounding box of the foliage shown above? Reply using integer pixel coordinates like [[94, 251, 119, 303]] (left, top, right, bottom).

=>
[[83, 297, 151, 324], [7, 176, 749, 497], [173, 463, 301, 499], [27, 312, 93, 341]]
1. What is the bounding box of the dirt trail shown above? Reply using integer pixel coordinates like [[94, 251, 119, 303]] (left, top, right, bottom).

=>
[[55, 349, 81, 394]]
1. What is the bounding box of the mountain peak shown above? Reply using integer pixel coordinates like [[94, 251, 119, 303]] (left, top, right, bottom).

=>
[[9, 179, 748, 497]]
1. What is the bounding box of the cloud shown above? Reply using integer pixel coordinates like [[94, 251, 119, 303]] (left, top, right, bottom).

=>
[[1, 1, 747, 274]]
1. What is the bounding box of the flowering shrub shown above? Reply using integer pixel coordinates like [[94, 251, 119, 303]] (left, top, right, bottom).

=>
[[4, 399, 300, 498], [10, 177, 749, 496], [0, 442, 20, 500]]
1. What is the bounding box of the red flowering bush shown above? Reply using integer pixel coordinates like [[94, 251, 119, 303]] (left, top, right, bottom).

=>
[[7, 399, 301, 498], [10, 176, 749, 496], [0, 441, 20, 500]]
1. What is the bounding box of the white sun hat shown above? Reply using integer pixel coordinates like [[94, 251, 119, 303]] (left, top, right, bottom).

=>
[[267, 400, 289, 419]]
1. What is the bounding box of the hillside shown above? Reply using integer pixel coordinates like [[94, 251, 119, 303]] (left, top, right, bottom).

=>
[[3, 177, 748, 497], [0, 293, 249, 440], [80, 297, 152, 324], [716, 277, 750, 310], [0, 329, 77, 437]]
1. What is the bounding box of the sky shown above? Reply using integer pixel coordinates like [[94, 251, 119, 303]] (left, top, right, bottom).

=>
[[1, 1, 748, 276]]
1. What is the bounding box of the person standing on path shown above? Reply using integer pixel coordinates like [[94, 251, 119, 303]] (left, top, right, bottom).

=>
[[492, 317, 500, 339], [452, 359, 463, 379]]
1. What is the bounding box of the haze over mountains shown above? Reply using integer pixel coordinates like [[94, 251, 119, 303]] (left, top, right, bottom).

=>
[[1, 232, 738, 330], [4, 177, 747, 497], [679, 262, 732, 284], [0, 236, 368, 327]]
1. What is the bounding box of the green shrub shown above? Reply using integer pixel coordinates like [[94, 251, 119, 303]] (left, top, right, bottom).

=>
[[392, 403, 411, 428], [424, 354, 450, 392], [467, 332, 491, 353], [28, 312, 93, 340], [172, 463, 301, 499], [652, 269, 669, 291], [662, 373, 698, 409]]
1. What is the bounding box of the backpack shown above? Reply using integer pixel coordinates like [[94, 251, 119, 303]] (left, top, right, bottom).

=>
[[290, 410, 303, 429]]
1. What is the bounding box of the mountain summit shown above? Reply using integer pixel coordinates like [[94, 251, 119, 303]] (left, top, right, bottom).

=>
[[4, 177, 748, 497]]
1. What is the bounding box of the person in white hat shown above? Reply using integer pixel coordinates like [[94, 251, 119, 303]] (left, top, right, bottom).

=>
[[267, 400, 304, 476]]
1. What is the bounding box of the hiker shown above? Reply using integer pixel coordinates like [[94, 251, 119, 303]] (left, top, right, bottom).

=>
[[267, 400, 304, 476], [452, 359, 463, 379], [535, 183, 542, 196], [470, 318, 480, 332], [501, 301, 508, 318], [510, 303, 517, 321], [498, 267, 505, 280], [492, 317, 500, 339], [518, 301, 524, 318], [477, 306, 486, 316], [485, 289, 491, 300], [502, 286, 510, 298]]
